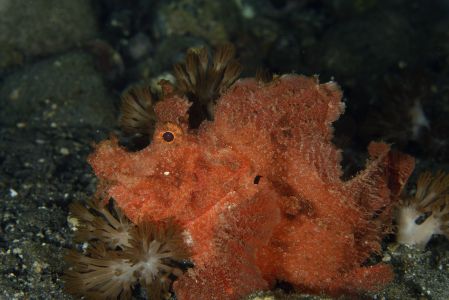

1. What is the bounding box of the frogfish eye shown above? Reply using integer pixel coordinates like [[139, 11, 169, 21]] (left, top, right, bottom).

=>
[[157, 122, 183, 143], [162, 131, 175, 142]]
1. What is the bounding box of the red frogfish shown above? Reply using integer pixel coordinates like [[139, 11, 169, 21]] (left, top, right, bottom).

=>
[[88, 51, 414, 299]]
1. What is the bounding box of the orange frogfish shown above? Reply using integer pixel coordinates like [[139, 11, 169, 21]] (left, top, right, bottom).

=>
[[88, 50, 414, 299]]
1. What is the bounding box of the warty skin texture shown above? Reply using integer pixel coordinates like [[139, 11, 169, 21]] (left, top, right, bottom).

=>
[[89, 74, 415, 299]]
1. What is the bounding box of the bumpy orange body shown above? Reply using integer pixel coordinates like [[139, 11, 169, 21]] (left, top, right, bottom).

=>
[[89, 75, 414, 299]]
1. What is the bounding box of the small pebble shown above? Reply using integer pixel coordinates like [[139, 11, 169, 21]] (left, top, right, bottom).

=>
[[60, 147, 70, 155], [9, 188, 18, 197]]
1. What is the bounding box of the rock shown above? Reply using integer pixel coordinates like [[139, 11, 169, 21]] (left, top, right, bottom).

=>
[[309, 10, 415, 84], [153, 0, 240, 45], [0, 51, 117, 128], [0, 0, 97, 66]]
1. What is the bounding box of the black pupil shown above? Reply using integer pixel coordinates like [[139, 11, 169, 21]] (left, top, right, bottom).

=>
[[415, 212, 431, 225], [162, 131, 175, 142]]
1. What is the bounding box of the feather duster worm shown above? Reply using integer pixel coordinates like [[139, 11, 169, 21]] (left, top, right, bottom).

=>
[[64, 199, 190, 299], [173, 44, 241, 127], [119, 85, 157, 150], [85, 45, 416, 299], [397, 171, 449, 249]]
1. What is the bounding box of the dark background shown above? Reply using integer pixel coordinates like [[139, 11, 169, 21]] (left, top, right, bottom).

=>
[[1, 0, 448, 299]]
